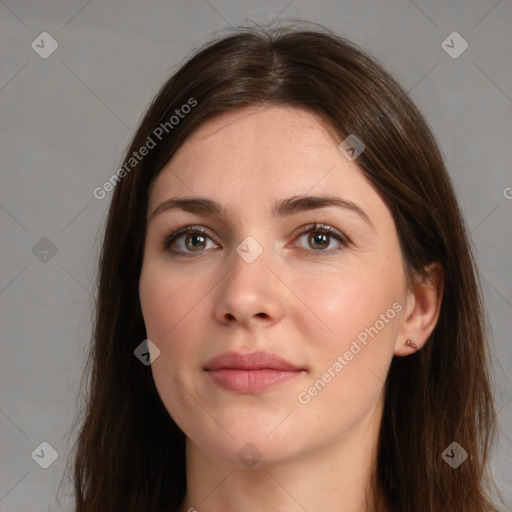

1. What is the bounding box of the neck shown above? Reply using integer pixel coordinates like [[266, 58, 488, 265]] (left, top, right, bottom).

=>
[[177, 395, 386, 512]]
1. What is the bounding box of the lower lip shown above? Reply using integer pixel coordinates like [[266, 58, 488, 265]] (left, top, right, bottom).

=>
[[206, 369, 303, 393]]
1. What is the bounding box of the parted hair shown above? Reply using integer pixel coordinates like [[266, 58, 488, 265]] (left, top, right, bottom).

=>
[[66, 22, 502, 512]]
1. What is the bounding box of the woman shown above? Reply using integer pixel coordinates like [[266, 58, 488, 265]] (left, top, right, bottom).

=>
[[69, 24, 502, 511]]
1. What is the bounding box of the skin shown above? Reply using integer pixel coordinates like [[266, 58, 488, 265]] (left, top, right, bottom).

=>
[[139, 105, 443, 512]]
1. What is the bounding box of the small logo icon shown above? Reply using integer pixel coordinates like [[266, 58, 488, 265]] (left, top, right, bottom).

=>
[[236, 236, 263, 264], [31, 441, 58, 469], [32, 237, 58, 263], [31, 32, 59, 59], [441, 32, 468, 59], [442, 441, 468, 468], [338, 134, 365, 161], [134, 339, 161, 365], [237, 442, 262, 468]]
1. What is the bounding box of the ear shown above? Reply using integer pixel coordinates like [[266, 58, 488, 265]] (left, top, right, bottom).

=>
[[394, 262, 444, 356]]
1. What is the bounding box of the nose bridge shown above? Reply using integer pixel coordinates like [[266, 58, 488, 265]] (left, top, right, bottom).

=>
[[214, 232, 284, 325], [229, 233, 270, 297]]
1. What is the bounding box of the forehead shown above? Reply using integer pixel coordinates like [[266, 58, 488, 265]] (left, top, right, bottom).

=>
[[187, 104, 338, 146], [147, 105, 384, 224]]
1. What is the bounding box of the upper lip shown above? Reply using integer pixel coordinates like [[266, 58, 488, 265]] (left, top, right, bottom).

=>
[[204, 351, 303, 371]]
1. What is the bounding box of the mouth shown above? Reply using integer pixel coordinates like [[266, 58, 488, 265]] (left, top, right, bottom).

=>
[[204, 351, 306, 393]]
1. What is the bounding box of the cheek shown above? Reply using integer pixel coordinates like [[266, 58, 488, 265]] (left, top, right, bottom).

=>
[[139, 262, 212, 374], [139, 266, 207, 427], [293, 264, 402, 404], [139, 263, 191, 340], [294, 262, 402, 345]]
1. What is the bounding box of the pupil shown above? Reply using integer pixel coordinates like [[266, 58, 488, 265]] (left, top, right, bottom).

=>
[[187, 234, 205, 250], [310, 232, 328, 249]]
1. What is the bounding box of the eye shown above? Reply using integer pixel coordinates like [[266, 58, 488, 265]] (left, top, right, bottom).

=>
[[161, 225, 218, 256], [293, 223, 349, 255], [161, 222, 349, 258]]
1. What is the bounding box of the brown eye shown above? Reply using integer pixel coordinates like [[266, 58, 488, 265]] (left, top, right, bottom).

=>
[[162, 226, 218, 255], [307, 231, 330, 250], [294, 223, 349, 255], [185, 233, 207, 251]]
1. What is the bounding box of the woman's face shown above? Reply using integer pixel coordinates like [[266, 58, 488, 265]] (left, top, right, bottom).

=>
[[139, 105, 410, 467]]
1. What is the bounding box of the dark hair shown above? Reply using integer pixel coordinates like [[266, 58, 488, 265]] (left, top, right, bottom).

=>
[[67, 22, 502, 512]]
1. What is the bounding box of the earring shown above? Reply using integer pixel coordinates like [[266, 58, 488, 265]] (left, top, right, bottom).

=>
[[406, 339, 418, 349]]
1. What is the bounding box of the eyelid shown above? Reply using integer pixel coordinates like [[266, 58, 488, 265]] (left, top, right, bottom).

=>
[[161, 222, 350, 256], [289, 223, 350, 257], [161, 225, 217, 252], [291, 222, 351, 244]]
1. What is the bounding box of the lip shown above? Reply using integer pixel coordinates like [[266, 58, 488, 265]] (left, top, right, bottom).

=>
[[204, 351, 305, 393]]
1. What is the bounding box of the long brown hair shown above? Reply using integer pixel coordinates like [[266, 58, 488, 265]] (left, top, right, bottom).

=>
[[66, 22, 502, 511]]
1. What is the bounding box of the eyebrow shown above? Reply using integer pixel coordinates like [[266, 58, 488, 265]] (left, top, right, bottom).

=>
[[148, 194, 374, 229]]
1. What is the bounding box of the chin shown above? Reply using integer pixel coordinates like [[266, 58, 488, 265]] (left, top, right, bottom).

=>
[[198, 432, 302, 469], [183, 412, 318, 468]]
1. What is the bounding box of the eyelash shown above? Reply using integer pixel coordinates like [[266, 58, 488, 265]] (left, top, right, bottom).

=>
[[161, 223, 350, 259]]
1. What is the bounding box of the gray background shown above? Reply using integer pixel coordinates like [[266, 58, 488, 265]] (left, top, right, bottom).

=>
[[1, 0, 511, 510]]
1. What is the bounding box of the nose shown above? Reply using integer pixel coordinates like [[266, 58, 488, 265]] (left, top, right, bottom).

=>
[[214, 241, 286, 329]]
